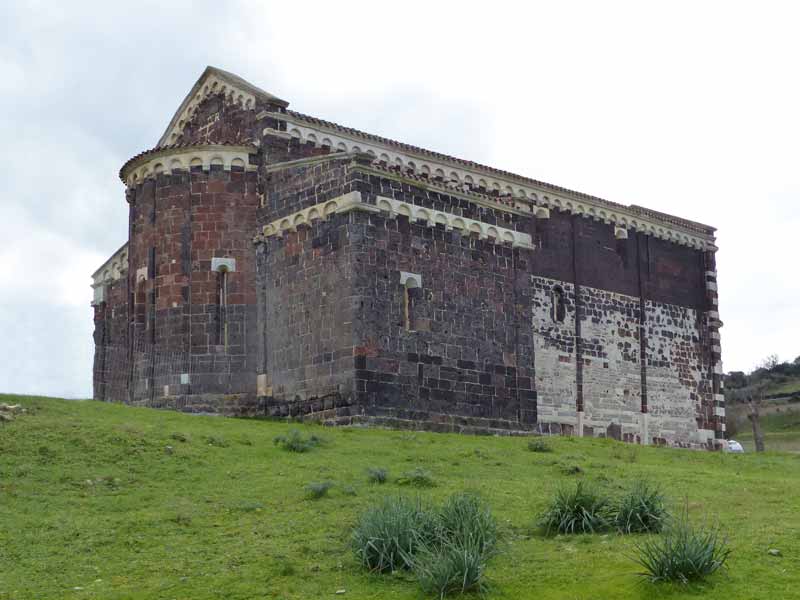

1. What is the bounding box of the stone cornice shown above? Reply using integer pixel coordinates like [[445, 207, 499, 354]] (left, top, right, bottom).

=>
[[258, 191, 534, 249], [268, 111, 717, 250], [120, 144, 258, 187], [91, 242, 129, 290], [352, 163, 531, 217]]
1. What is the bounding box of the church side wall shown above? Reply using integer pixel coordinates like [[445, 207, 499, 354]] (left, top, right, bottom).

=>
[[529, 211, 718, 447], [345, 170, 536, 431]]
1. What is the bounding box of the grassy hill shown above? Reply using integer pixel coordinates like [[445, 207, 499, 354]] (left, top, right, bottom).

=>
[[1, 395, 798, 600], [736, 408, 800, 453], [765, 377, 800, 397]]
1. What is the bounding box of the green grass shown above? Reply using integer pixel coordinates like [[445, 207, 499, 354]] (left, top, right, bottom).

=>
[[1, 394, 799, 599]]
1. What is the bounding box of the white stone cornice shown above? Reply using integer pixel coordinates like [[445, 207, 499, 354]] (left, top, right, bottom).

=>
[[265, 111, 717, 252], [353, 163, 531, 217], [91, 243, 129, 287], [373, 195, 533, 248], [121, 144, 258, 187], [261, 192, 534, 249]]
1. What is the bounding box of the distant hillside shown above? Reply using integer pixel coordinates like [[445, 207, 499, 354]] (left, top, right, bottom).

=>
[[724, 355, 800, 401], [736, 409, 800, 453], [1, 394, 799, 599], [723, 355, 800, 440]]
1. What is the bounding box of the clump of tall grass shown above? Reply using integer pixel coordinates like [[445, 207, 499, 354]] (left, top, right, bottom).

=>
[[352, 492, 498, 597], [634, 507, 730, 584], [351, 495, 438, 572], [367, 467, 389, 484], [273, 429, 323, 453], [615, 480, 668, 533], [438, 492, 498, 556], [408, 492, 498, 597], [539, 481, 613, 534], [412, 536, 491, 598]]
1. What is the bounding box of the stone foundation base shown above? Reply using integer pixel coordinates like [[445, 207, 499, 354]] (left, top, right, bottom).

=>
[[128, 393, 263, 416]]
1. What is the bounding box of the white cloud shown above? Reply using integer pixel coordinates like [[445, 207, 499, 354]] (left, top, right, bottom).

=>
[[1, 0, 798, 398]]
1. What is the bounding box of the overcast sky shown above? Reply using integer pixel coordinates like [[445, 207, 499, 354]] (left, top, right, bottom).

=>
[[1, 1, 798, 398]]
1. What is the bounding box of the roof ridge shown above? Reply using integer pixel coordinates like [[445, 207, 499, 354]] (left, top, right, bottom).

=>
[[285, 109, 715, 235]]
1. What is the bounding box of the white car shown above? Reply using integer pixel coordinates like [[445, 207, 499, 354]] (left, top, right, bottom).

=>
[[726, 440, 745, 453]]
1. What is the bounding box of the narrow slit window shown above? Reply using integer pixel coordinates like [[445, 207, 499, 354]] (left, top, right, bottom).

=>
[[218, 266, 229, 348], [404, 279, 419, 331], [551, 285, 566, 323], [147, 247, 156, 279]]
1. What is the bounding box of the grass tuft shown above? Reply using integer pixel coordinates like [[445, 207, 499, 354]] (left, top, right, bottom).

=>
[[367, 467, 389, 484], [634, 507, 731, 584], [527, 438, 553, 453], [399, 467, 436, 488], [539, 481, 613, 534], [615, 480, 668, 533], [205, 435, 229, 448], [304, 481, 333, 499], [273, 429, 323, 453], [367, 467, 389, 483]]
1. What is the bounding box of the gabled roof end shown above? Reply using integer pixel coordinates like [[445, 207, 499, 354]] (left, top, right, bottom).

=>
[[156, 66, 288, 147]]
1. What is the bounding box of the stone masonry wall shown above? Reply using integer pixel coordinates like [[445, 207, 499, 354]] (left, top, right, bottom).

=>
[[126, 161, 260, 411], [347, 168, 536, 429], [92, 278, 129, 402], [527, 206, 717, 447], [257, 219, 356, 410], [579, 285, 644, 442], [645, 300, 714, 446], [256, 157, 361, 417], [530, 277, 578, 431]]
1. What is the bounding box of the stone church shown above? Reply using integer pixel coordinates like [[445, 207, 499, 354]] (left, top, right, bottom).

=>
[[91, 66, 725, 448]]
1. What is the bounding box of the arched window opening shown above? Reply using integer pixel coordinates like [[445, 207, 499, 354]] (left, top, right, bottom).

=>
[[551, 285, 566, 323], [400, 272, 422, 332]]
